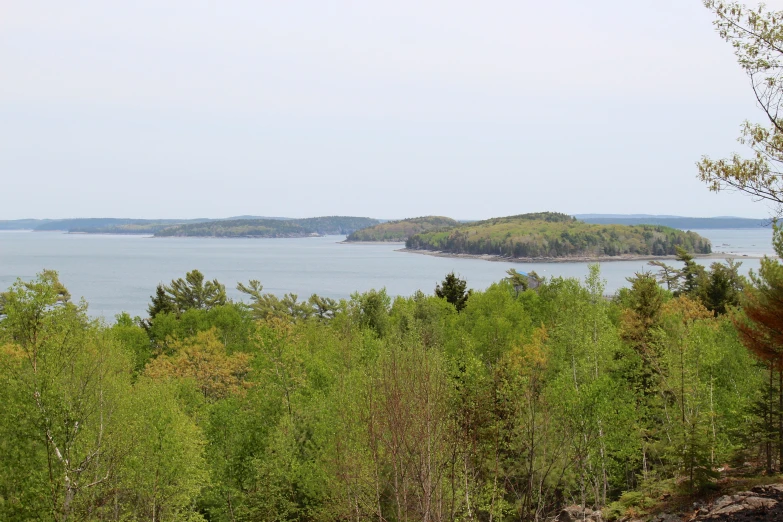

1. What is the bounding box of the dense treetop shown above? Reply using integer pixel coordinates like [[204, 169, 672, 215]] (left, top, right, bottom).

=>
[[154, 216, 379, 238], [0, 248, 770, 520], [406, 212, 712, 259], [345, 215, 459, 242]]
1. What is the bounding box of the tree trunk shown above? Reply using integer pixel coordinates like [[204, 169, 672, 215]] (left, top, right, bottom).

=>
[[768, 366, 774, 474]]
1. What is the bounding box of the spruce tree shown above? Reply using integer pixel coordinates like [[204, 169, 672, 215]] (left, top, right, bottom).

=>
[[435, 272, 471, 312]]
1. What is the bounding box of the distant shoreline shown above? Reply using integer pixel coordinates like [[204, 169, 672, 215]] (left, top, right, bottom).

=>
[[398, 248, 770, 264], [339, 240, 406, 245]]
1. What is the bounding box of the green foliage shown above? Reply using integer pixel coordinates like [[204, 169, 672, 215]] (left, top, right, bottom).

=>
[[308, 294, 338, 320], [656, 299, 727, 490], [115, 379, 209, 521], [146, 302, 256, 356], [731, 222, 783, 471], [435, 271, 471, 311], [0, 271, 208, 521], [504, 267, 529, 288], [112, 311, 153, 372], [148, 269, 228, 319], [606, 489, 657, 519], [237, 280, 339, 323], [145, 328, 253, 401], [407, 213, 711, 258], [648, 252, 746, 315], [706, 260, 745, 314], [0, 266, 768, 521], [346, 215, 459, 242], [350, 288, 392, 337], [0, 268, 71, 321], [700, 1, 783, 212]]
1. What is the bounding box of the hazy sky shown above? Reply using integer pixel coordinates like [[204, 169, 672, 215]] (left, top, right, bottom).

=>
[[2, 0, 782, 220]]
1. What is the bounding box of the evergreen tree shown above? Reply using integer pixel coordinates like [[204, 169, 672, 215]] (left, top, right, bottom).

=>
[[675, 247, 708, 299], [147, 283, 176, 318], [504, 267, 529, 289], [648, 260, 680, 292], [648, 255, 744, 316], [238, 279, 320, 322], [308, 293, 338, 320], [148, 269, 227, 319], [705, 260, 745, 315], [435, 272, 471, 312]]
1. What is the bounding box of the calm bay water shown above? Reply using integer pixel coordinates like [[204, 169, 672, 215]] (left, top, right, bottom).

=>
[[0, 228, 774, 319]]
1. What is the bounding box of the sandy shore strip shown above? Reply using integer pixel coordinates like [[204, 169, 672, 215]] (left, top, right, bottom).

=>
[[397, 248, 772, 264]]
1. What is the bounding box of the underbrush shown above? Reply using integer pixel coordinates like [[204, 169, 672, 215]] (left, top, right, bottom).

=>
[[603, 468, 783, 521]]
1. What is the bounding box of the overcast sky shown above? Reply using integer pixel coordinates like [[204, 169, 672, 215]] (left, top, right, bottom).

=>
[[2, 0, 782, 220]]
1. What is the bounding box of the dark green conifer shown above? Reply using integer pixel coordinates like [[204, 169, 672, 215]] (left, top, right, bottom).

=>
[[435, 272, 471, 312]]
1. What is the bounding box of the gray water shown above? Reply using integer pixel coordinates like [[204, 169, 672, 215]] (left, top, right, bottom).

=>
[[0, 228, 774, 320]]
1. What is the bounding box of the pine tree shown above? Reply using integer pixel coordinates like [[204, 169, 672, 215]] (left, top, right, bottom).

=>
[[148, 269, 227, 319], [435, 272, 471, 312]]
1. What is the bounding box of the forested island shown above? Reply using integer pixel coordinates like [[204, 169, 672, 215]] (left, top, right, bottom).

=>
[[405, 212, 712, 260], [345, 215, 458, 242], [154, 216, 379, 238]]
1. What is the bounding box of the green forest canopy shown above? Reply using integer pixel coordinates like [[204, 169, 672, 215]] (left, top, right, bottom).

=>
[[345, 215, 459, 242], [0, 251, 766, 521], [406, 212, 712, 258]]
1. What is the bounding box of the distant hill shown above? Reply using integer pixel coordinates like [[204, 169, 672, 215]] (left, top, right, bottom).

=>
[[32, 218, 209, 234], [575, 214, 769, 229], [155, 216, 380, 238], [0, 217, 292, 233], [0, 214, 768, 235], [346, 216, 459, 242], [224, 215, 293, 221], [0, 219, 53, 230], [405, 212, 711, 259]]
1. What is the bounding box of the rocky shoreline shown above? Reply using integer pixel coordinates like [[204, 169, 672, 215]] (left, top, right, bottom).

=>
[[398, 248, 767, 264]]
